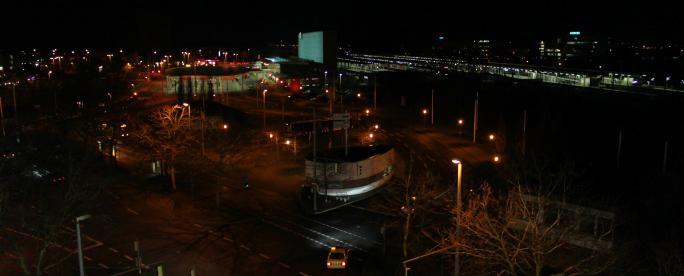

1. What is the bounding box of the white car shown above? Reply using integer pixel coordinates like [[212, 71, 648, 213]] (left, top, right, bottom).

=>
[[326, 246, 349, 269]]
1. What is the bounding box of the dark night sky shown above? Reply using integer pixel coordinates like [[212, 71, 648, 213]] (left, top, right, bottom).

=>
[[4, 0, 681, 50]]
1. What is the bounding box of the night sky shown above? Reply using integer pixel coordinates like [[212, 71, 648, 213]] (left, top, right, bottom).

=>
[[5, 0, 681, 50]]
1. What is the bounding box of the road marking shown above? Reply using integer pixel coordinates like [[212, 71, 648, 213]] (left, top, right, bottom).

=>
[[126, 208, 139, 215], [108, 247, 119, 253], [300, 216, 381, 246], [223, 237, 233, 242], [193, 223, 202, 229], [123, 254, 134, 261], [261, 219, 331, 248], [98, 263, 109, 269], [274, 217, 367, 253], [278, 262, 290, 269], [258, 253, 270, 260], [299, 272, 310, 276], [239, 244, 251, 251], [83, 255, 93, 261], [402, 142, 410, 148]]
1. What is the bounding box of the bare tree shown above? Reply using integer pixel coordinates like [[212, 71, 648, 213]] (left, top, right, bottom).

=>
[[0, 141, 105, 275], [438, 165, 614, 275], [134, 105, 194, 191], [371, 155, 445, 259]]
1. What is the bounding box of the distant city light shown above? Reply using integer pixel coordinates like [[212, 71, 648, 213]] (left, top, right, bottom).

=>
[[569, 31, 581, 36]]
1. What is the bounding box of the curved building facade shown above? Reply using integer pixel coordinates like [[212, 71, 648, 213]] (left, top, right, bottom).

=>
[[163, 66, 272, 97], [304, 145, 394, 197]]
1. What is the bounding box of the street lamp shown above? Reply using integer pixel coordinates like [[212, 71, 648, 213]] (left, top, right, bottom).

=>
[[76, 214, 91, 276], [182, 102, 191, 121], [488, 133, 495, 141], [458, 119, 464, 135], [450, 159, 463, 276], [493, 155, 501, 163], [422, 109, 429, 129], [263, 89, 268, 128]]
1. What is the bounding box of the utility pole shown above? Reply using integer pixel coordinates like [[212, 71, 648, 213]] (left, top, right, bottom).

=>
[[374, 73, 377, 111], [134, 240, 143, 274], [0, 96, 5, 136], [662, 140, 669, 174], [263, 90, 267, 129], [522, 109, 527, 157], [201, 110, 205, 156], [75, 214, 91, 276], [452, 160, 463, 276], [331, 76, 336, 115], [431, 89, 434, 125], [473, 92, 479, 143], [616, 129, 623, 169], [313, 107, 317, 212], [12, 82, 18, 119]]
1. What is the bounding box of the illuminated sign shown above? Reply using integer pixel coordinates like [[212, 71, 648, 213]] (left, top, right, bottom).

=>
[[298, 31, 325, 64], [569, 31, 581, 36]]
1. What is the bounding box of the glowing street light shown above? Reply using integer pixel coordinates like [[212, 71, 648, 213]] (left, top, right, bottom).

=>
[[223, 124, 229, 130], [365, 109, 370, 115], [451, 158, 463, 276], [422, 109, 429, 128], [489, 134, 495, 141], [493, 155, 500, 163], [458, 119, 463, 125]]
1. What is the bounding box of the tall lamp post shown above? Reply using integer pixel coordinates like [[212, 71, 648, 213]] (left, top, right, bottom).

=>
[[76, 214, 91, 276], [263, 89, 268, 128], [451, 159, 463, 276], [182, 102, 191, 122], [422, 109, 428, 129]]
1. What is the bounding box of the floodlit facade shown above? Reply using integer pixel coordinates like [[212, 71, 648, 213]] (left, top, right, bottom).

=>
[[305, 145, 394, 197]]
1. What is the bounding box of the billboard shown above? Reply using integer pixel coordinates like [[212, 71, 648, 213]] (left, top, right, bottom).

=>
[[298, 31, 325, 64]]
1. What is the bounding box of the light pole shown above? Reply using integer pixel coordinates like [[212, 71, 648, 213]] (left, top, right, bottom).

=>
[[0, 96, 5, 136], [374, 73, 377, 112], [473, 92, 479, 143], [76, 214, 91, 276], [422, 109, 428, 129], [11, 81, 18, 119], [263, 89, 268, 128], [451, 159, 463, 276], [431, 89, 434, 125], [182, 102, 191, 122]]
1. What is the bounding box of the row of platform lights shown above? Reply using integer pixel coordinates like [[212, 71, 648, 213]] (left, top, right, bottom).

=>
[[348, 54, 646, 82]]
